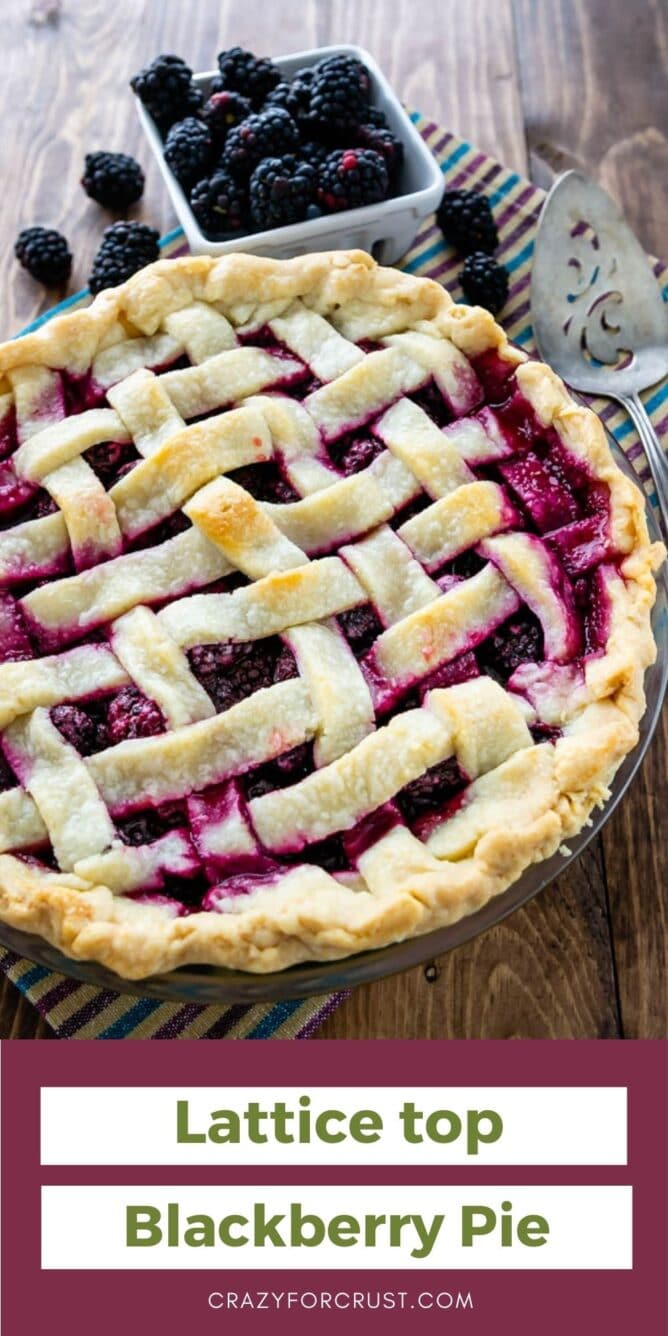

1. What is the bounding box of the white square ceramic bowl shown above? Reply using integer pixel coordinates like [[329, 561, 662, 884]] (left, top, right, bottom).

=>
[[135, 43, 444, 264]]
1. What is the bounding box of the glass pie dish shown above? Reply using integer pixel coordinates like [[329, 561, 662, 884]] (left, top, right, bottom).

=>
[[0, 433, 664, 1005]]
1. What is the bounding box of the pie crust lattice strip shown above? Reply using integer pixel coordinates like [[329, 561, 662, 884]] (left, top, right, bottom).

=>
[[0, 251, 662, 977]]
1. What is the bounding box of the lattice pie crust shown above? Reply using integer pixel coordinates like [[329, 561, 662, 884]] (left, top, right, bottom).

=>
[[0, 251, 662, 977]]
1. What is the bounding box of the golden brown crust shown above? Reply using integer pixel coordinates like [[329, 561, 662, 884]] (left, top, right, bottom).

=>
[[0, 251, 662, 978]]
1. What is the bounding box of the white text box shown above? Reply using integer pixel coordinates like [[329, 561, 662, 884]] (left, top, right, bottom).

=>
[[41, 1184, 632, 1270], [40, 1085, 627, 1166]]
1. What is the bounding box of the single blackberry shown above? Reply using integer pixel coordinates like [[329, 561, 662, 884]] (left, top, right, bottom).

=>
[[317, 148, 389, 212], [81, 152, 145, 210], [107, 687, 165, 745], [201, 90, 252, 148], [88, 221, 160, 294], [308, 54, 371, 135], [249, 154, 317, 228], [264, 68, 313, 123], [215, 46, 281, 108], [222, 107, 299, 177], [15, 226, 72, 286], [190, 170, 247, 236], [460, 252, 509, 314], [356, 123, 404, 182], [437, 189, 499, 255], [164, 117, 214, 189], [130, 54, 198, 132]]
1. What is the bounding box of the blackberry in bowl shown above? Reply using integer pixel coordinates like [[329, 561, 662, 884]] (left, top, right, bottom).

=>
[[133, 43, 443, 259]]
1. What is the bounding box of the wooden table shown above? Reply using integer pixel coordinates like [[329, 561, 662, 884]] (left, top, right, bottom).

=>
[[1, 0, 666, 1040]]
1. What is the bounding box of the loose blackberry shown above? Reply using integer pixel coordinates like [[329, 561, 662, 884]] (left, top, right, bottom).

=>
[[81, 152, 145, 210], [317, 148, 389, 212], [264, 68, 313, 124], [222, 107, 299, 177], [201, 90, 252, 148], [437, 188, 499, 255], [130, 54, 198, 132], [14, 226, 72, 286], [460, 252, 509, 315], [356, 123, 404, 182], [190, 170, 247, 236], [215, 46, 281, 108], [307, 54, 371, 135], [164, 117, 214, 189], [249, 154, 317, 228], [88, 221, 160, 294]]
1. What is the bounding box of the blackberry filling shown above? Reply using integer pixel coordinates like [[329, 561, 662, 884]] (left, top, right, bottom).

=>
[[0, 408, 17, 460], [62, 371, 107, 414], [0, 749, 18, 792], [389, 492, 430, 529], [51, 701, 109, 755], [0, 594, 34, 660], [327, 432, 384, 475], [411, 380, 455, 428], [244, 741, 313, 801], [0, 487, 56, 531], [477, 611, 544, 682], [129, 510, 191, 551], [470, 350, 516, 406], [398, 758, 466, 827], [107, 687, 166, 744], [160, 869, 211, 910], [84, 440, 140, 488], [117, 803, 187, 847], [438, 549, 487, 581], [188, 636, 298, 713], [281, 833, 349, 874], [227, 461, 300, 503], [337, 604, 384, 659], [0, 463, 37, 518]]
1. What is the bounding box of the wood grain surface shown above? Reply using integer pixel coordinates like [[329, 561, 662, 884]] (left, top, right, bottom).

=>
[[1, 0, 666, 1039]]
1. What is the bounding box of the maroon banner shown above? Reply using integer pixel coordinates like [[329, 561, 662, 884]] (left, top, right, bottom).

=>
[[2, 1040, 666, 1334]]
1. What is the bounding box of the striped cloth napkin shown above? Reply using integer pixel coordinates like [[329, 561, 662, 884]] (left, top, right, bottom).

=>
[[0, 114, 665, 1038]]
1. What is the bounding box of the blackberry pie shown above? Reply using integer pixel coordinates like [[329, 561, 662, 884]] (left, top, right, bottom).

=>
[[0, 251, 662, 977]]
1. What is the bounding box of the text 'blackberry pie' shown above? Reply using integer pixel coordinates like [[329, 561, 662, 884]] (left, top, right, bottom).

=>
[[0, 251, 662, 977]]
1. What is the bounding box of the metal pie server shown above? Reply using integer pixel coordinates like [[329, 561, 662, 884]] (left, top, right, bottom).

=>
[[531, 170, 668, 535]]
